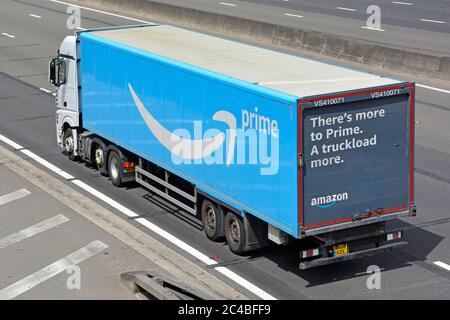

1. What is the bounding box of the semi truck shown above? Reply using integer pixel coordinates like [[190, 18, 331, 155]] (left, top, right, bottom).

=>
[[48, 24, 416, 269]]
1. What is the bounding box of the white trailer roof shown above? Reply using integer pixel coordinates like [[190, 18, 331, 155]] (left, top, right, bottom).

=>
[[90, 25, 401, 98]]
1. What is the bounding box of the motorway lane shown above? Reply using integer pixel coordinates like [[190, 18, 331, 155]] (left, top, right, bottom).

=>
[[0, 0, 449, 299], [0, 0, 136, 90], [242, 0, 450, 32], [135, 0, 450, 55]]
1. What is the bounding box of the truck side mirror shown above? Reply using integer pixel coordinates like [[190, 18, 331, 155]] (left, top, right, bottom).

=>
[[57, 59, 67, 86], [48, 58, 57, 85], [49, 58, 66, 86]]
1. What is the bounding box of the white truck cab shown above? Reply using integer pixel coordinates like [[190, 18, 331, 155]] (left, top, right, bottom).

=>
[[49, 35, 80, 156]]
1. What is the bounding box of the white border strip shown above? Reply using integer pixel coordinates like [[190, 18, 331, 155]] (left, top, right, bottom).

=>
[[0, 215, 69, 250], [434, 261, 450, 271], [0, 240, 107, 299], [0, 188, 31, 206]]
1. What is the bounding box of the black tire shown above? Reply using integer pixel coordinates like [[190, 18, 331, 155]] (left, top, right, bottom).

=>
[[225, 212, 246, 255], [201, 200, 225, 241], [63, 128, 77, 161], [108, 150, 123, 187], [92, 142, 108, 176]]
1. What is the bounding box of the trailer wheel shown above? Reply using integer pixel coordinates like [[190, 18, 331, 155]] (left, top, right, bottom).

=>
[[201, 200, 225, 241], [108, 151, 123, 187], [225, 212, 246, 255], [63, 128, 77, 161]]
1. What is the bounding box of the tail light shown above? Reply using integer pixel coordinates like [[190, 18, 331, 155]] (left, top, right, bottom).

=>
[[386, 231, 402, 241], [301, 248, 320, 259]]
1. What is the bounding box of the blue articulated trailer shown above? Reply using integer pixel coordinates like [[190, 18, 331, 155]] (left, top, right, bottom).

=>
[[49, 24, 416, 269]]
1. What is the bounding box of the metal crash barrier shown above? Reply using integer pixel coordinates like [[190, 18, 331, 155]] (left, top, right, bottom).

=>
[[120, 271, 215, 300]]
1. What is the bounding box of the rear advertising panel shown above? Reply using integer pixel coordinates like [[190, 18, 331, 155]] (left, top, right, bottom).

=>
[[299, 84, 414, 230]]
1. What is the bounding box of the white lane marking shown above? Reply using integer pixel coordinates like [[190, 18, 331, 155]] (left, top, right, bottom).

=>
[[0, 134, 275, 299], [39, 88, 52, 94], [284, 13, 303, 18], [0, 215, 69, 250], [361, 26, 385, 31], [71, 178, 217, 265], [20, 150, 75, 180], [0, 189, 31, 206], [219, 2, 236, 6], [1, 33, 15, 38], [134, 217, 218, 265], [420, 19, 445, 24], [0, 240, 107, 300], [434, 261, 450, 271], [70, 180, 139, 219], [215, 267, 276, 300], [0, 136, 74, 180], [49, 0, 153, 24], [0, 134, 24, 150], [29, 14, 42, 19], [416, 83, 450, 94], [392, 1, 412, 5], [336, 7, 356, 12]]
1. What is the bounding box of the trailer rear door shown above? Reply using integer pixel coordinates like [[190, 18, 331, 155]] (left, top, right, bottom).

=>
[[299, 84, 414, 230]]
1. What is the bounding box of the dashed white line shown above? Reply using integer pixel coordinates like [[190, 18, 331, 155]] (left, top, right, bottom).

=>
[[0, 134, 275, 299], [336, 7, 356, 12], [361, 26, 386, 32], [0, 189, 31, 206], [420, 19, 445, 24], [219, 2, 236, 6], [29, 14, 42, 19], [0, 240, 107, 300], [392, 1, 413, 5], [0, 215, 69, 250], [1, 33, 15, 38], [39, 88, 52, 94], [434, 261, 450, 271], [49, 0, 153, 24], [284, 13, 303, 18]]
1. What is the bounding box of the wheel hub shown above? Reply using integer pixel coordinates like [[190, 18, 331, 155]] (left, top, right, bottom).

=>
[[64, 134, 73, 153], [205, 206, 216, 230], [229, 219, 240, 244], [95, 148, 104, 166], [110, 157, 119, 180]]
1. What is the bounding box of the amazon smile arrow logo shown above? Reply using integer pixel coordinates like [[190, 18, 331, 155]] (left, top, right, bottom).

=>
[[129, 83, 279, 175], [129, 83, 236, 165]]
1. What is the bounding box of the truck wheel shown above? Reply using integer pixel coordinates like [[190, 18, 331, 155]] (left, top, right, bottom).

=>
[[93, 143, 108, 176], [225, 212, 246, 255], [63, 128, 77, 161], [201, 200, 225, 241], [108, 151, 123, 187]]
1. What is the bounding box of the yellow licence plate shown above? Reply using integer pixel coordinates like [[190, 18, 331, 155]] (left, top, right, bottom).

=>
[[333, 243, 349, 256]]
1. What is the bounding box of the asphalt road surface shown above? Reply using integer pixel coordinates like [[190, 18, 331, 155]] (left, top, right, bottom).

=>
[[142, 0, 450, 55], [0, 0, 450, 299]]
